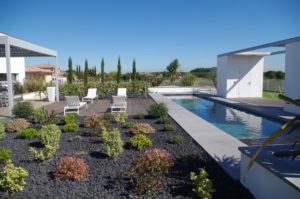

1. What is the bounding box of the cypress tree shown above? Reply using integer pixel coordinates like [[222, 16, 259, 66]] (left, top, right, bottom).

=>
[[101, 58, 105, 83], [67, 57, 73, 84], [117, 57, 121, 83], [132, 58, 136, 81], [84, 59, 89, 86]]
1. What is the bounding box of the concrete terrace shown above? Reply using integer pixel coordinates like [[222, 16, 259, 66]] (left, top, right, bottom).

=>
[[44, 97, 153, 116]]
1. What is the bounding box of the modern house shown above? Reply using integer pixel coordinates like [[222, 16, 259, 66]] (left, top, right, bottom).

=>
[[25, 64, 66, 83], [0, 57, 25, 84]]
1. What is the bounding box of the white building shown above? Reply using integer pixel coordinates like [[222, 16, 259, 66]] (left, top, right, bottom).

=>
[[0, 57, 25, 84], [217, 37, 300, 114]]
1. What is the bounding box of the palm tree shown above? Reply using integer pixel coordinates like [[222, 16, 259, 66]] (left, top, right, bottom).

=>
[[166, 59, 180, 85]]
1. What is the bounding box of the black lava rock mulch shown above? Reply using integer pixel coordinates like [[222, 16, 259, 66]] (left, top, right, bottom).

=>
[[0, 116, 253, 199]]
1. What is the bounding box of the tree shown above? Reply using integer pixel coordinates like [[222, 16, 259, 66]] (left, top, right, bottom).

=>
[[132, 58, 136, 81], [84, 59, 89, 86], [166, 59, 180, 84], [67, 57, 73, 84], [117, 57, 121, 83], [264, 71, 276, 79], [275, 71, 285, 79], [101, 58, 105, 83]]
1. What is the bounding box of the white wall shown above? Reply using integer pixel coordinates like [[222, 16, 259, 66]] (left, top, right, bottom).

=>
[[284, 41, 300, 114], [217, 55, 264, 98], [148, 86, 202, 94], [0, 57, 25, 84]]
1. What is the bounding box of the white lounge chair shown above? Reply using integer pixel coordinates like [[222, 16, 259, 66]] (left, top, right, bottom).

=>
[[117, 88, 127, 98], [82, 88, 98, 104], [111, 96, 127, 113], [64, 96, 88, 115]]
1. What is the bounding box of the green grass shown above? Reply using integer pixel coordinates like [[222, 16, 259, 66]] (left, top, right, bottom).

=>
[[263, 91, 282, 100]]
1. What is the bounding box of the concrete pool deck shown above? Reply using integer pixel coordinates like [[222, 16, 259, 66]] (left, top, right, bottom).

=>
[[149, 93, 246, 180]]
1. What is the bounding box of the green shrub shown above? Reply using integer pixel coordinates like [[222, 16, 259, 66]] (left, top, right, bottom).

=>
[[157, 116, 172, 124], [23, 78, 44, 93], [0, 161, 28, 193], [133, 114, 145, 119], [84, 114, 111, 137], [103, 112, 114, 121], [181, 73, 197, 86], [29, 124, 61, 161], [16, 128, 38, 139], [68, 135, 82, 142], [129, 134, 152, 150], [61, 113, 78, 124], [169, 135, 184, 144], [0, 148, 12, 164], [148, 103, 168, 118], [124, 121, 135, 128], [113, 112, 128, 124], [103, 128, 124, 158], [6, 119, 30, 133], [130, 123, 155, 135], [0, 122, 5, 140], [190, 168, 215, 199], [33, 106, 48, 124], [12, 101, 33, 119], [63, 123, 79, 132], [163, 124, 176, 132]]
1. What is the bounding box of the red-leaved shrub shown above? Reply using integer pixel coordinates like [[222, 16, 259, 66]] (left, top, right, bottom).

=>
[[53, 157, 88, 181], [130, 123, 155, 135]]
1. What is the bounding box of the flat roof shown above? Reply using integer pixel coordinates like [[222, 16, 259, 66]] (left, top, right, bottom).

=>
[[0, 33, 57, 57], [218, 36, 300, 57]]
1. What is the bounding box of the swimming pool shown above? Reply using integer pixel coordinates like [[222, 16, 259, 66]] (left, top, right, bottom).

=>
[[171, 96, 282, 140]]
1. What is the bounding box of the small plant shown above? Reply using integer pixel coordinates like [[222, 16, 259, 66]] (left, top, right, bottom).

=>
[[0, 122, 5, 140], [157, 116, 171, 124], [103, 112, 114, 121], [129, 134, 152, 150], [16, 128, 38, 139], [128, 148, 173, 193], [68, 135, 82, 142], [12, 101, 33, 119], [113, 112, 128, 124], [53, 156, 88, 181], [190, 168, 215, 199], [63, 123, 79, 132], [61, 113, 78, 124], [84, 114, 111, 137], [133, 114, 145, 119], [163, 124, 176, 132], [6, 118, 30, 133], [103, 128, 124, 158], [33, 106, 48, 124], [169, 135, 184, 144], [29, 124, 61, 161], [130, 123, 155, 135], [181, 73, 197, 86], [124, 121, 135, 128], [0, 161, 29, 193], [148, 103, 168, 118], [0, 148, 12, 164]]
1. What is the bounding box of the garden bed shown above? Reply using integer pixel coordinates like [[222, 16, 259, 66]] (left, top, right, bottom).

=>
[[0, 115, 253, 198]]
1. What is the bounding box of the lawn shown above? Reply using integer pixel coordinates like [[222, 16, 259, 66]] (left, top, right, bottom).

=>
[[0, 105, 253, 198], [263, 91, 283, 100]]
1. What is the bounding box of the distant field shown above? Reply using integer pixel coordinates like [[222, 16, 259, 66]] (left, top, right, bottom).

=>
[[263, 91, 282, 100]]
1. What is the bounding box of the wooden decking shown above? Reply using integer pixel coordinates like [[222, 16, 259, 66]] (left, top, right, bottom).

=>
[[44, 97, 153, 116]]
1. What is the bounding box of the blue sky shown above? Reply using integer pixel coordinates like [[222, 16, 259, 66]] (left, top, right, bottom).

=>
[[1, 0, 300, 72]]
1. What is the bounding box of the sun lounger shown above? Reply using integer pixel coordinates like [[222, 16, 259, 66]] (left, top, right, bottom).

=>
[[82, 88, 98, 104], [64, 96, 88, 115], [111, 95, 127, 113]]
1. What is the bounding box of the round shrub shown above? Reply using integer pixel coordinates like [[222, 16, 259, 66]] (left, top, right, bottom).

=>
[[6, 119, 30, 133], [133, 114, 145, 119], [124, 121, 135, 128], [61, 113, 78, 124], [190, 168, 215, 199], [103, 112, 114, 121], [53, 157, 88, 181], [38, 124, 61, 148], [0, 161, 28, 193], [84, 114, 111, 137], [157, 116, 171, 124], [129, 134, 152, 150], [0, 122, 5, 140], [16, 128, 38, 139], [130, 123, 155, 135], [0, 148, 12, 164], [33, 106, 48, 124], [12, 101, 33, 119], [147, 103, 168, 118], [163, 124, 176, 132], [63, 123, 79, 132], [169, 135, 184, 144], [103, 128, 124, 158]]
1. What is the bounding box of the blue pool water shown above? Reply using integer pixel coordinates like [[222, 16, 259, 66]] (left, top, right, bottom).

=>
[[172, 96, 282, 140]]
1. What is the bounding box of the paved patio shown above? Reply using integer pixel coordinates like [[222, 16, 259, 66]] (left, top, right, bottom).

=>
[[44, 97, 153, 116]]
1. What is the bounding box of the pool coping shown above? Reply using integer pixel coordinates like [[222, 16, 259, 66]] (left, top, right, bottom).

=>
[[149, 93, 247, 180]]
